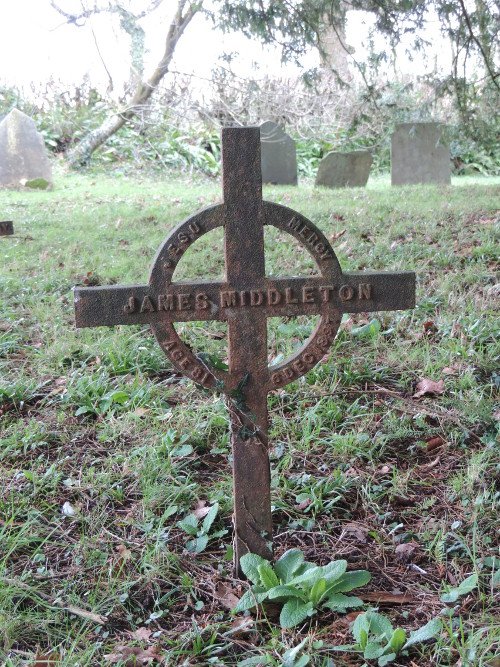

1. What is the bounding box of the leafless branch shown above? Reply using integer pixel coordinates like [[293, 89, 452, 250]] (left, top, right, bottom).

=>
[[457, 0, 500, 90], [84, 2, 114, 92]]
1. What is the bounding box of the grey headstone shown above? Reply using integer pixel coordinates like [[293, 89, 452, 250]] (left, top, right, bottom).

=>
[[391, 122, 451, 186], [260, 121, 297, 185], [315, 150, 372, 188], [0, 109, 52, 189]]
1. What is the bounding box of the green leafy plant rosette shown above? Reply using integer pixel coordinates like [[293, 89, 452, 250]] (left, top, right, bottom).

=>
[[440, 572, 478, 603], [348, 612, 442, 666], [234, 549, 371, 629], [177, 502, 227, 553]]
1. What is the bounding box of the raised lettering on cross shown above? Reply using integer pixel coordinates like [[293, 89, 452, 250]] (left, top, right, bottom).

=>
[[74, 127, 415, 573]]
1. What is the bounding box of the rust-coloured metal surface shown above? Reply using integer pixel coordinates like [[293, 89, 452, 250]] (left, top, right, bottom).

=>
[[74, 126, 416, 574], [0, 221, 13, 236]]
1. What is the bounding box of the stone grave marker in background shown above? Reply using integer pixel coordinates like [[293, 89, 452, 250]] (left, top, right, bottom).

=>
[[315, 150, 372, 188], [260, 121, 297, 185], [0, 109, 52, 190], [75, 127, 415, 573], [0, 221, 14, 236], [391, 122, 451, 185]]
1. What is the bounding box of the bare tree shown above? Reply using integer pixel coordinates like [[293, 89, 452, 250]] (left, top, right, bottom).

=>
[[51, 0, 201, 166]]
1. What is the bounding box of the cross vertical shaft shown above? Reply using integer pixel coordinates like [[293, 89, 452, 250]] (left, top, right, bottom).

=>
[[222, 128, 272, 569]]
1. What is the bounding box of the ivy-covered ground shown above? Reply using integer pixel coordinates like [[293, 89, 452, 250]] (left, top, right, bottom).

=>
[[0, 169, 499, 666]]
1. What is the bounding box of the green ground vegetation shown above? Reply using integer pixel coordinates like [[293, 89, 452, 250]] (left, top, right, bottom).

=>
[[0, 167, 499, 666]]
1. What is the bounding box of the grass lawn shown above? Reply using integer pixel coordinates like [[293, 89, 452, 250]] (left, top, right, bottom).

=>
[[0, 165, 499, 666]]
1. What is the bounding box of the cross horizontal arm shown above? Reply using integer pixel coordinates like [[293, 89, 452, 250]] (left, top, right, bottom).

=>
[[338, 271, 415, 313], [74, 271, 415, 329]]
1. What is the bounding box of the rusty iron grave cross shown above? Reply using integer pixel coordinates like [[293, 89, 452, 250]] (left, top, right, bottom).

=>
[[74, 127, 415, 573]]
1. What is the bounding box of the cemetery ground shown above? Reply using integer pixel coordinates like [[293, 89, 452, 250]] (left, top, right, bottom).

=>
[[0, 169, 498, 666]]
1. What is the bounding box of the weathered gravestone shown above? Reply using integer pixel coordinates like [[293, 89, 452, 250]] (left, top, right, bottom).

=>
[[74, 127, 415, 573], [315, 150, 372, 188], [0, 109, 52, 189], [391, 122, 451, 186], [260, 121, 297, 185], [0, 221, 14, 236]]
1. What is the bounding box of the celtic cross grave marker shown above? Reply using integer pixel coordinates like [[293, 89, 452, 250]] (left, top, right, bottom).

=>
[[74, 127, 415, 573]]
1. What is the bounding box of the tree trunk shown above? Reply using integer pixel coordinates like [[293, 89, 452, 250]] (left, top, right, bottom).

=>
[[318, 7, 353, 84], [67, 0, 200, 167]]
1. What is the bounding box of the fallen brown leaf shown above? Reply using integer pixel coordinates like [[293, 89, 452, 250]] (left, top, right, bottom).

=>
[[330, 228, 346, 242], [214, 582, 239, 610], [228, 616, 254, 635], [423, 320, 438, 334], [339, 610, 365, 626], [392, 494, 414, 507], [116, 544, 132, 562], [342, 522, 369, 543], [295, 497, 312, 510], [104, 645, 159, 666], [419, 456, 441, 471], [207, 330, 225, 340], [110, 545, 133, 579], [341, 317, 354, 332], [395, 542, 418, 563], [413, 378, 444, 398], [486, 283, 500, 299], [132, 407, 149, 417], [125, 627, 152, 642], [426, 435, 444, 451], [192, 500, 210, 519], [337, 240, 352, 256], [451, 322, 465, 338]]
